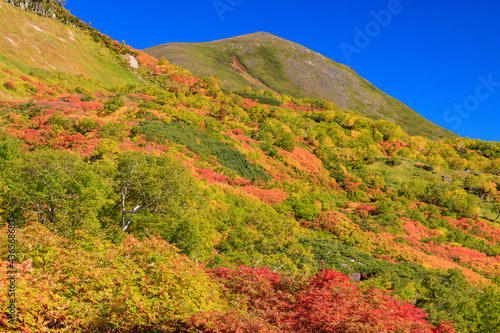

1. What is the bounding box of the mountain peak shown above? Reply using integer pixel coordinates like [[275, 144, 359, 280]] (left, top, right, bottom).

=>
[[144, 33, 457, 140], [247, 31, 276, 36], [204, 31, 284, 44]]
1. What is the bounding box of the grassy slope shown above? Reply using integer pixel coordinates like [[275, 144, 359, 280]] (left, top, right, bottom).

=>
[[145, 32, 458, 141], [0, 1, 138, 100]]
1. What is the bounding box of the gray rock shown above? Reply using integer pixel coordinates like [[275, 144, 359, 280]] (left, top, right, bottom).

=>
[[350, 273, 361, 282], [341, 263, 352, 271], [442, 175, 452, 182], [120, 54, 139, 69]]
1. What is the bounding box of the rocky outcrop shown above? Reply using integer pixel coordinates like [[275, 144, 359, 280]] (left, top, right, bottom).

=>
[[120, 54, 139, 69]]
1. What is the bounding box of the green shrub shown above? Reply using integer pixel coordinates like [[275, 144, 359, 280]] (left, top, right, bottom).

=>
[[47, 112, 72, 131], [372, 119, 404, 141], [139, 100, 157, 110], [0, 137, 21, 163], [100, 122, 127, 140], [254, 120, 296, 152], [74, 118, 99, 134], [385, 156, 402, 166], [80, 92, 95, 102], [137, 120, 271, 181], [102, 96, 125, 115], [96, 138, 119, 158], [285, 195, 320, 221]]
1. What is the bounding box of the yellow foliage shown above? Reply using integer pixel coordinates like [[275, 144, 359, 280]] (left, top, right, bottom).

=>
[[321, 136, 334, 149]]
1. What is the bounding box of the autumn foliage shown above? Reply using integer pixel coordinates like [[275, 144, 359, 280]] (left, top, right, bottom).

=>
[[0, 4, 499, 331], [184, 267, 455, 333]]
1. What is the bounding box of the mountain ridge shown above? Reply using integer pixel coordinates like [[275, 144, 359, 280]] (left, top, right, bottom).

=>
[[145, 31, 458, 141]]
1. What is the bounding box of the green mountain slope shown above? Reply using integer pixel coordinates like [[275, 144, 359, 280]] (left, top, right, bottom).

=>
[[0, 0, 139, 100], [145, 32, 458, 141]]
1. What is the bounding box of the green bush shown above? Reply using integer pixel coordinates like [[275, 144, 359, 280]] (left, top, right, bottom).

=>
[[102, 96, 125, 115], [139, 100, 157, 110], [137, 120, 271, 181], [254, 120, 296, 153], [74, 118, 99, 134], [385, 156, 402, 166], [285, 195, 320, 221], [47, 112, 72, 131], [0, 137, 21, 163], [100, 122, 127, 140]]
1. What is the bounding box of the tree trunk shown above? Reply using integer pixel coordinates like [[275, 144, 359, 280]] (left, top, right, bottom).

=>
[[122, 205, 142, 232]]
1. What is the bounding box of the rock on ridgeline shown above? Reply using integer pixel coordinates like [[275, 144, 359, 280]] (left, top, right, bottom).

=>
[[120, 54, 139, 69]]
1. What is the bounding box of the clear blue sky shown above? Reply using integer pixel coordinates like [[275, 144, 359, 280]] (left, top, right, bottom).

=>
[[64, 0, 500, 142]]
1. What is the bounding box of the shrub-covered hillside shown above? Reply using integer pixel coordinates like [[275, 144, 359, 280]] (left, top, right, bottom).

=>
[[0, 1, 499, 332]]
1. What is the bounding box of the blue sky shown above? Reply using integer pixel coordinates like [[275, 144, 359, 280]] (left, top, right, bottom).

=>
[[64, 0, 500, 142]]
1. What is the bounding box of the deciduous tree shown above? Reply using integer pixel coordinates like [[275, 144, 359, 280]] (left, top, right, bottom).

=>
[[1, 149, 108, 236], [114, 151, 190, 232]]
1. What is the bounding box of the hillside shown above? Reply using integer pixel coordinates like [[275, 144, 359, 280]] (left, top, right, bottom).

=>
[[1, 2, 500, 332], [0, 0, 140, 101], [144, 32, 458, 141]]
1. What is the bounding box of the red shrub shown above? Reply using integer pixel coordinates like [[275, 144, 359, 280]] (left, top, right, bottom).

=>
[[282, 269, 436, 332], [4, 81, 16, 90], [136, 51, 159, 70], [52, 133, 86, 149], [240, 98, 258, 109], [20, 76, 33, 83], [20, 129, 47, 146], [242, 185, 289, 204], [344, 180, 361, 193], [195, 169, 230, 184], [188, 267, 455, 333], [229, 178, 252, 186], [356, 204, 378, 214], [170, 74, 198, 87], [313, 210, 351, 234]]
